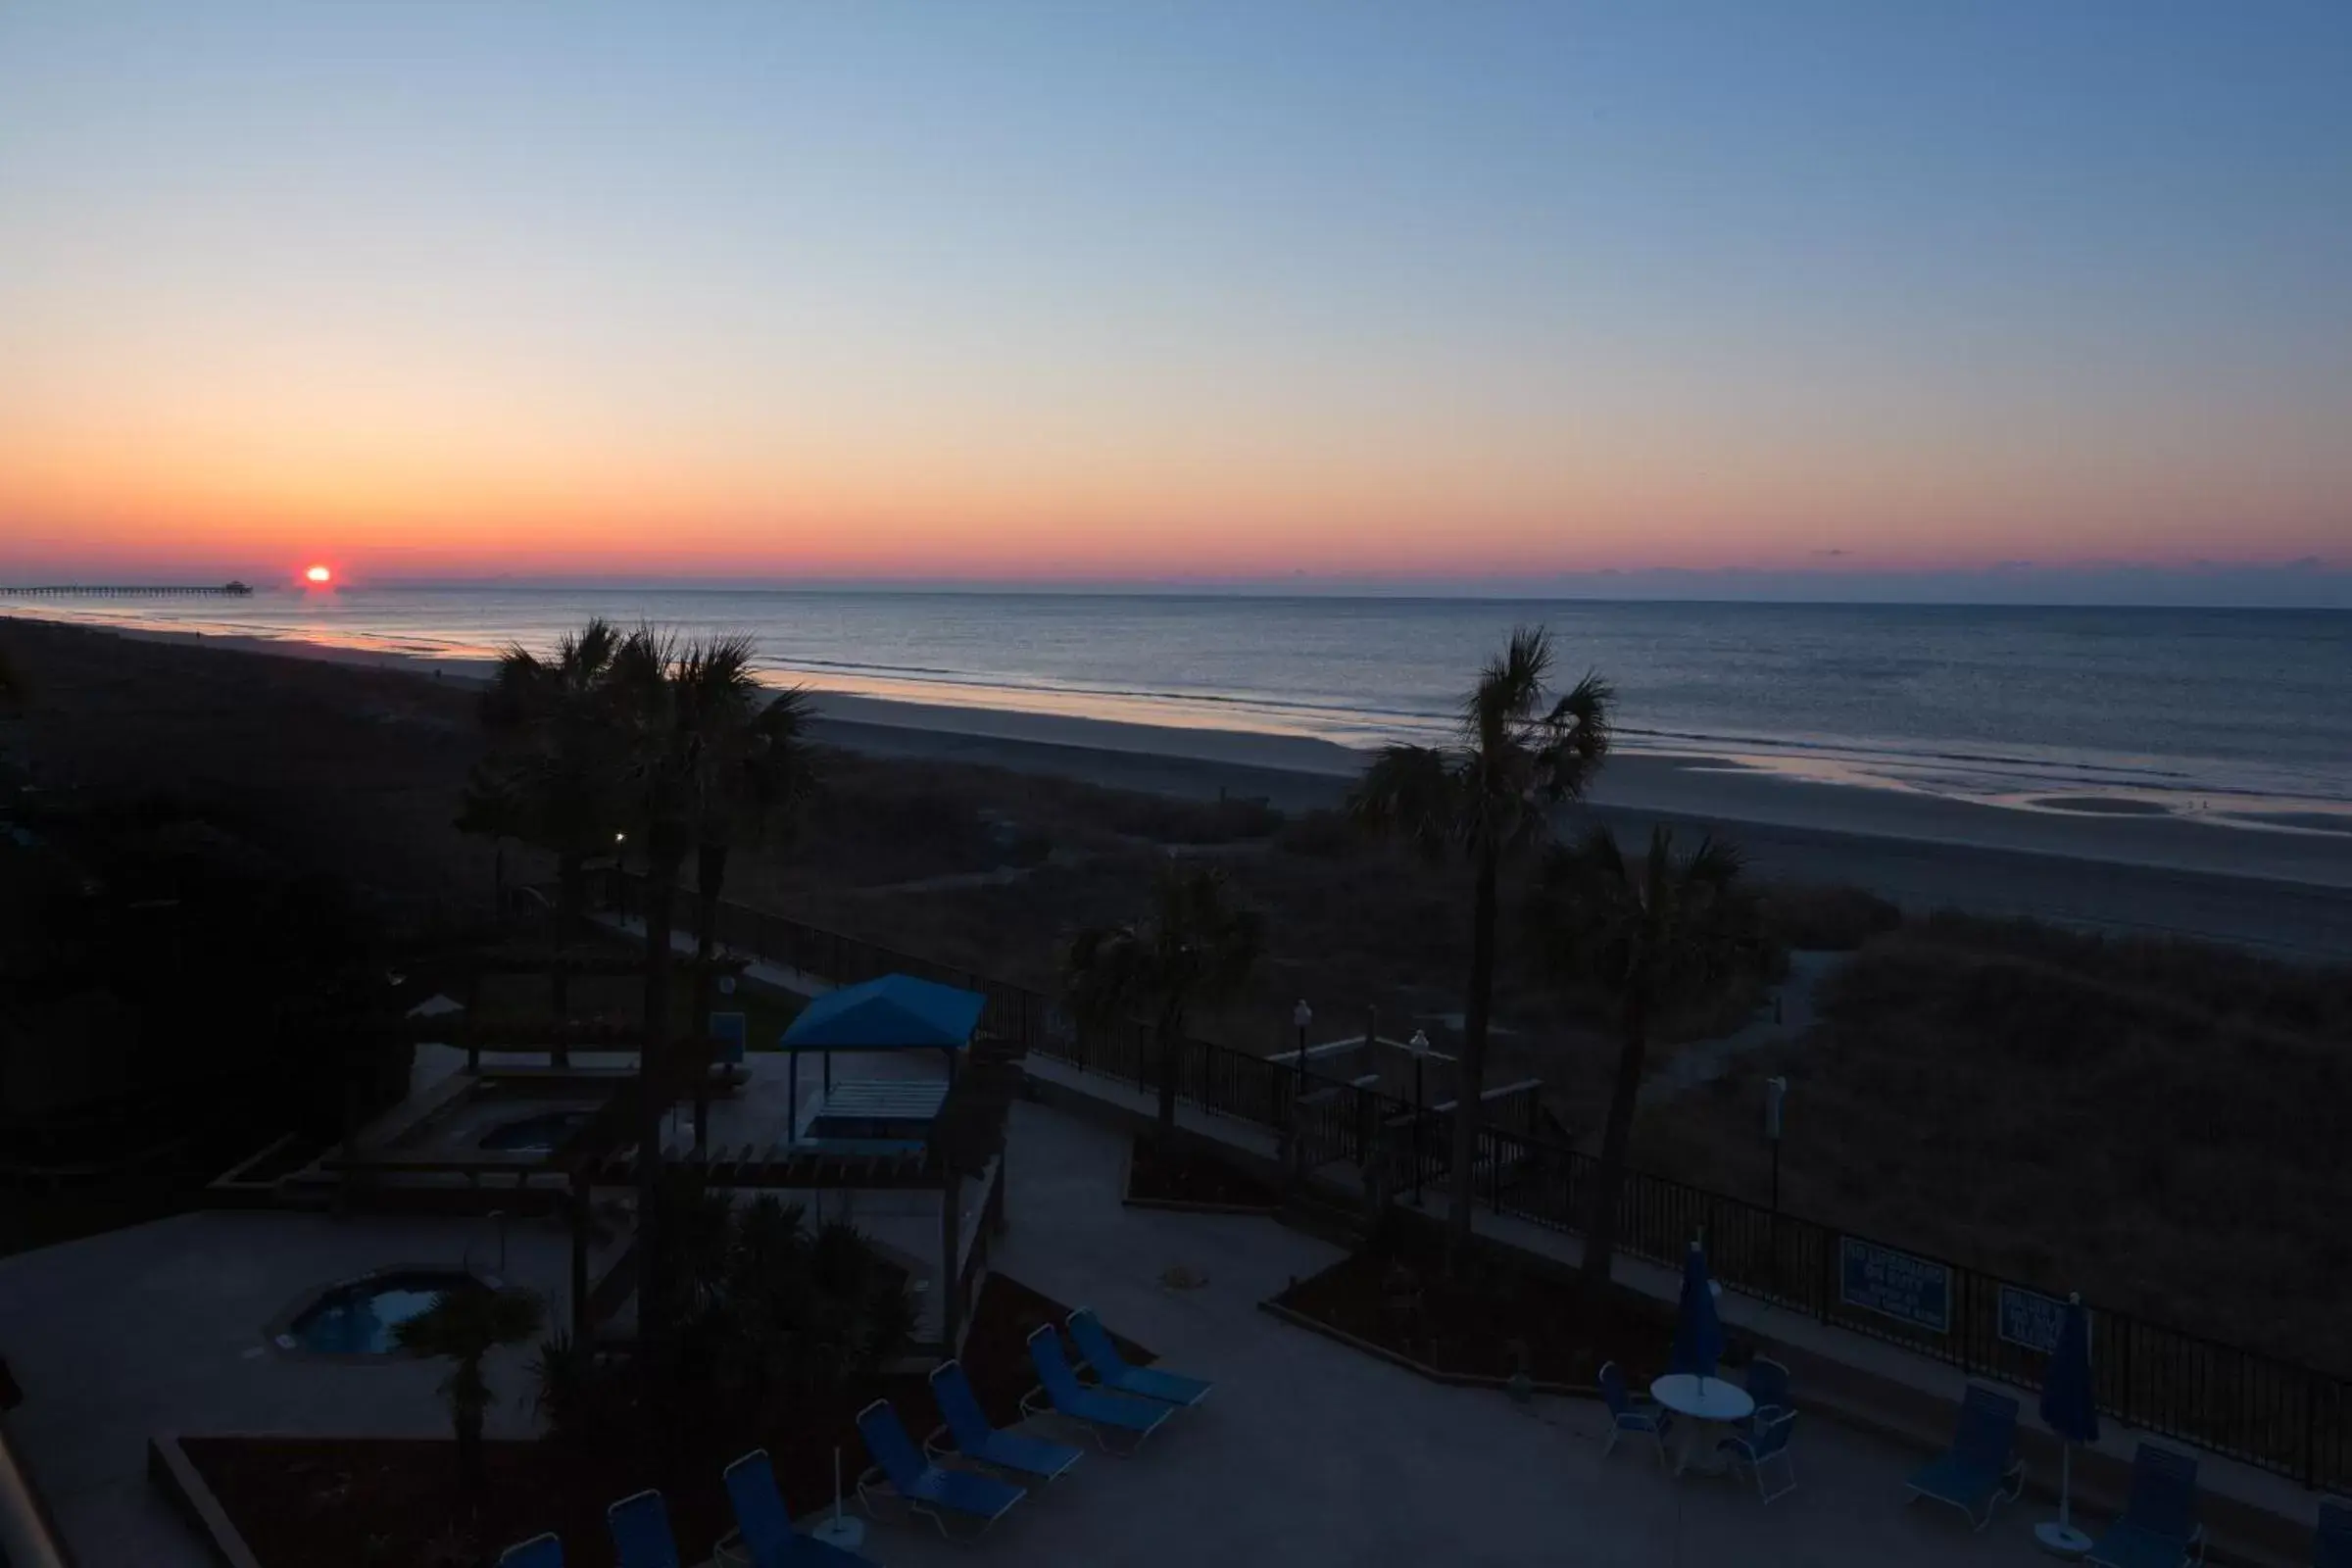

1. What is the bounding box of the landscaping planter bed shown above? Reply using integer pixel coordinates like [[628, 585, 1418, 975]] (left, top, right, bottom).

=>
[[174, 1274, 1148, 1568], [1268, 1232, 1690, 1391], [1123, 1134, 1282, 1212]]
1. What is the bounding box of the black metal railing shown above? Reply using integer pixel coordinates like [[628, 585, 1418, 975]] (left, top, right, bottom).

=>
[[606, 871, 2352, 1492]]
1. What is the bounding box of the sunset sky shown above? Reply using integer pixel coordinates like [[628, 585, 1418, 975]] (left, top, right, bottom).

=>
[[3, 2, 2347, 589]]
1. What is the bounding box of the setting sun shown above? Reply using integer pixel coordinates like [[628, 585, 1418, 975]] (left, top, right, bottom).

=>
[[303, 564, 332, 584]]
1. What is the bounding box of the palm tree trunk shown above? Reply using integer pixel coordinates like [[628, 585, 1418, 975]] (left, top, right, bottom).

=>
[[637, 856, 676, 1364], [690, 841, 728, 1152], [552, 850, 582, 1067], [453, 1365, 487, 1494], [1449, 850, 1499, 1250], [1581, 993, 1649, 1288]]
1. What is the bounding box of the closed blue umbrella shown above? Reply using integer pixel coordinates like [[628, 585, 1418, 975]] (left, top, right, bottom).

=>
[[1672, 1241, 1724, 1384], [2036, 1293, 2098, 1550]]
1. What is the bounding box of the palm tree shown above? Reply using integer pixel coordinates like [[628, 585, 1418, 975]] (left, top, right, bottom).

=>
[[454, 759, 530, 929], [471, 618, 626, 1042], [1529, 824, 1758, 1287], [1348, 627, 1611, 1248], [393, 1284, 545, 1494], [1064, 863, 1262, 1144], [607, 628, 766, 1355], [685, 682, 818, 1150]]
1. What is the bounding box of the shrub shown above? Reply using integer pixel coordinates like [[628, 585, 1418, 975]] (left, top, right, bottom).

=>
[[641, 1181, 916, 1436], [1273, 808, 1359, 858], [1756, 881, 1903, 951]]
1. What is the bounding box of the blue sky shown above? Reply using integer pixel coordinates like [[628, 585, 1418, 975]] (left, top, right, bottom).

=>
[[2, 1, 2347, 599]]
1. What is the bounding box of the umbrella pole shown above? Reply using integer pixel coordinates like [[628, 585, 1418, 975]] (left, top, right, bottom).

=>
[[2059, 1444, 2072, 1530]]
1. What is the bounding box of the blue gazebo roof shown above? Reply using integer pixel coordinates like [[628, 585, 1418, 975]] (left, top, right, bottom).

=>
[[779, 974, 984, 1052]]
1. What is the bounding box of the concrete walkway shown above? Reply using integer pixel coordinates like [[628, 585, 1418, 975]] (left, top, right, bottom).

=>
[[1642, 949, 1838, 1106]]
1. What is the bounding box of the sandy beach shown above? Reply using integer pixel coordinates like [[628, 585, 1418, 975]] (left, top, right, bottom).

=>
[[16, 616, 2352, 957]]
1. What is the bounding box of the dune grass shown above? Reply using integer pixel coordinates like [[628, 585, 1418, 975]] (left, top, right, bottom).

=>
[[1640, 921, 2352, 1372]]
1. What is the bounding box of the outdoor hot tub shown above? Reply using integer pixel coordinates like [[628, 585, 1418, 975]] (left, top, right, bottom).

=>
[[478, 1108, 593, 1156], [277, 1269, 481, 1356]]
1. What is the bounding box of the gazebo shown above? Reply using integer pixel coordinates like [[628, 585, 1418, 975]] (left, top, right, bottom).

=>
[[777, 974, 984, 1151]]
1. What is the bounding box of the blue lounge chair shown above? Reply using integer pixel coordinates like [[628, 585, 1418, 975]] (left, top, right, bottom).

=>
[[607, 1490, 681, 1568], [1067, 1308, 1212, 1407], [1597, 1360, 1673, 1464], [721, 1448, 881, 1568], [855, 1397, 1026, 1540], [499, 1535, 564, 1568], [1718, 1407, 1798, 1503], [2317, 1500, 2352, 1568], [927, 1360, 1083, 1483], [1019, 1324, 1175, 1453], [2088, 1444, 2205, 1568], [1906, 1385, 2027, 1530]]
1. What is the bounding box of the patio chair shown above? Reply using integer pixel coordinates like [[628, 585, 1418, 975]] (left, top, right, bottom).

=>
[[1066, 1307, 1212, 1406], [1597, 1360, 1673, 1465], [1736, 1357, 1791, 1433], [498, 1535, 565, 1568], [607, 1490, 682, 1568], [2316, 1500, 2352, 1568], [1905, 1385, 2026, 1530], [855, 1397, 1027, 1541], [927, 1359, 1084, 1484], [1717, 1407, 1798, 1503], [2087, 1444, 2205, 1568], [1018, 1324, 1175, 1453], [720, 1448, 881, 1568]]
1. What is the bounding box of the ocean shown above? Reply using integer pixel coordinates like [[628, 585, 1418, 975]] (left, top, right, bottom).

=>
[[8, 586, 2350, 825]]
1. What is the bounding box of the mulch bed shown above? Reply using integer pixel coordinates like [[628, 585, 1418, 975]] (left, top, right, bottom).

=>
[[1270, 1231, 1690, 1389], [1124, 1133, 1282, 1211], [181, 1274, 1149, 1568]]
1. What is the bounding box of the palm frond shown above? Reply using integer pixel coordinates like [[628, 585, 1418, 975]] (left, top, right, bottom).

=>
[[392, 1285, 545, 1362], [1528, 822, 1759, 1005], [1064, 864, 1260, 1031], [1347, 744, 1465, 854]]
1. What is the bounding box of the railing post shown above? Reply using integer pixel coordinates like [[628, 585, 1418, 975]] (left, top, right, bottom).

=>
[[1818, 1230, 1835, 1325], [2305, 1369, 2321, 1490]]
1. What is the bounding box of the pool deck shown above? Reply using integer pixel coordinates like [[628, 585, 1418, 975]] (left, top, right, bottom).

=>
[[0, 1094, 2161, 1568], [0, 1208, 573, 1564], [850, 1103, 2063, 1568]]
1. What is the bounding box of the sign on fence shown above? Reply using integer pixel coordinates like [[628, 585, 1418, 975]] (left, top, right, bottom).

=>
[[1838, 1238, 1953, 1335], [1996, 1286, 2072, 1354]]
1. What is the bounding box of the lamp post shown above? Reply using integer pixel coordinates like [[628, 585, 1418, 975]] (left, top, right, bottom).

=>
[[1290, 1001, 1312, 1178], [1764, 1076, 1788, 1296], [1408, 1029, 1431, 1206], [1292, 1000, 1312, 1095]]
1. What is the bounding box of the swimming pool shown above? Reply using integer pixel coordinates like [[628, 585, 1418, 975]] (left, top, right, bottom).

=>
[[478, 1109, 591, 1155], [283, 1270, 479, 1355]]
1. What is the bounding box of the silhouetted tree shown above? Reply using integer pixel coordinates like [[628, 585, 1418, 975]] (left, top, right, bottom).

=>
[[1529, 825, 1758, 1286], [1065, 864, 1261, 1143], [686, 681, 817, 1149], [393, 1284, 545, 1494], [1349, 628, 1611, 1250]]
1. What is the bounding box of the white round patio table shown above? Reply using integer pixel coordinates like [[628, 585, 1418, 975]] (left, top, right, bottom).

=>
[[1649, 1373, 1756, 1477], [811, 1514, 867, 1553], [2034, 1521, 2093, 1558]]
